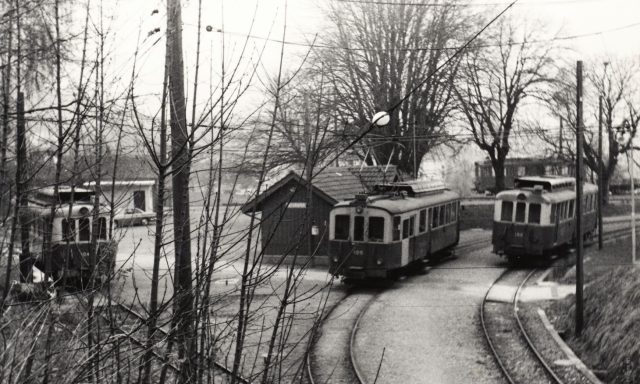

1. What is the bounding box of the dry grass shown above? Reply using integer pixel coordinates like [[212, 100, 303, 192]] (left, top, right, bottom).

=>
[[549, 237, 640, 384]]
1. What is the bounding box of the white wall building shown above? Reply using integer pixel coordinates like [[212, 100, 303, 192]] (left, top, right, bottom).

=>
[[84, 180, 155, 213]]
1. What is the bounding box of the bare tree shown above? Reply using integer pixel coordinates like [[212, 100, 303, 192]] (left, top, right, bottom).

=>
[[318, 0, 471, 177], [455, 19, 556, 192], [532, 58, 640, 203]]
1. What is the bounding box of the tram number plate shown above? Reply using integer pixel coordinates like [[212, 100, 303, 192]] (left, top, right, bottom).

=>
[[353, 249, 364, 256], [514, 231, 523, 238]]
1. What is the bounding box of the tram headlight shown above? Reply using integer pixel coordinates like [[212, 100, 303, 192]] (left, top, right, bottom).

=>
[[332, 256, 339, 263], [376, 258, 383, 265]]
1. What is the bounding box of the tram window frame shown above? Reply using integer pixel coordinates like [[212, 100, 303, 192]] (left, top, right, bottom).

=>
[[79, 217, 91, 241], [568, 200, 575, 218], [354, 216, 365, 242], [501, 201, 513, 222], [452, 203, 457, 222], [432, 207, 439, 228], [62, 218, 76, 242], [419, 209, 426, 233], [409, 216, 415, 236], [393, 216, 401, 241], [515, 202, 526, 223], [402, 218, 410, 239], [334, 215, 350, 240], [528, 203, 541, 224], [368, 217, 385, 242]]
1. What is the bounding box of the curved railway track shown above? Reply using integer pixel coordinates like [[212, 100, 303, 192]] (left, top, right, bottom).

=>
[[307, 289, 381, 384], [481, 269, 565, 384]]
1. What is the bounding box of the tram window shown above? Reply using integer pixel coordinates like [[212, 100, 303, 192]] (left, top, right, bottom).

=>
[[439, 205, 445, 226], [98, 217, 107, 240], [568, 200, 575, 218], [354, 216, 365, 242], [409, 216, 415, 236], [79, 217, 91, 241], [402, 219, 410, 239], [550, 204, 557, 222], [393, 216, 401, 241], [334, 215, 350, 240], [452, 203, 457, 221], [419, 209, 426, 233], [515, 202, 526, 223], [369, 217, 384, 242], [501, 201, 513, 222], [528, 204, 541, 224], [432, 207, 439, 228], [445, 204, 451, 223], [62, 219, 75, 241]]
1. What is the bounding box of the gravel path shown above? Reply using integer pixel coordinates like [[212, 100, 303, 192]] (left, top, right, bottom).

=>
[[353, 230, 508, 384]]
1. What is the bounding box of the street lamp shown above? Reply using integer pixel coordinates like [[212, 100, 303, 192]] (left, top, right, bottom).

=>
[[616, 119, 637, 264]]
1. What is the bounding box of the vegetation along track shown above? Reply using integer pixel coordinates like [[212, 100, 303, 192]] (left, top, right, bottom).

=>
[[93, 297, 250, 383], [481, 268, 564, 384], [307, 288, 382, 384]]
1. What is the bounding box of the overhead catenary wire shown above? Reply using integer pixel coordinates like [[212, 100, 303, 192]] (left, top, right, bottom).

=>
[[204, 19, 640, 52]]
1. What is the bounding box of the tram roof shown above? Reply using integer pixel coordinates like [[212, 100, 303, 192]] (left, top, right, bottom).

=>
[[31, 187, 94, 205], [334, 189, 459, 214], [497, 182, 598, 203], [372, 180, 447, 197], [513, 176, 576, 191]]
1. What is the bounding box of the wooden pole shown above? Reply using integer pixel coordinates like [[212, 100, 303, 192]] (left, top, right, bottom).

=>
[[167, 0, 194, 380], [598, 95, 603, 249], [575, 60, 585, 336]]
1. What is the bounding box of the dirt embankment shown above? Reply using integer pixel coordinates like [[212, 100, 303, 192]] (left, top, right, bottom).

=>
[[548, 238, 640, 384]]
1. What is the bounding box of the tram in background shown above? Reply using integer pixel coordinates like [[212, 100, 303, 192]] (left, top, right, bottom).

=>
[[474, 157, 576, 194], [492, 176, 598, 262], [328, 181, 460, 280], [24, 187, 117, 286]]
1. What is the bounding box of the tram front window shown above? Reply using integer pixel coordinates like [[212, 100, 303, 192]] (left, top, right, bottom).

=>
[[62, 219, 76, 241], [354, 216, 365, 242], [369, 217, 384, 242], [501, 201, 513, 222], [515, 202, 526, 223], [79, 217, 91, 241], [98, 217, 107, 240], [334, 215, 350, 240], [528, 203, 541, 224]]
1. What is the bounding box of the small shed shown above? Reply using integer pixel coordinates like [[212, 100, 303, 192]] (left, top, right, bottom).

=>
[[84, 180, 156, 213], [241, 166, 398, 263]]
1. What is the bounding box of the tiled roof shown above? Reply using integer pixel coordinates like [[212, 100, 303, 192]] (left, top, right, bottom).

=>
[[242, 165, 401, 213], [312, 167, 367, 201]]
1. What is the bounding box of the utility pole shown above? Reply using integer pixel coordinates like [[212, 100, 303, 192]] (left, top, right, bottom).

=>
[[413, 123, 417, 179], [559, 117, 563, 155], [575, 60, 585, 336], [597, 95, 603, 249], [167, 0, 194, 380]]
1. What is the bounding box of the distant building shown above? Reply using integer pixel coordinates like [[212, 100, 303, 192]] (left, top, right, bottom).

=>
[[84, 180, 155, 213], [241, 166, 398, 263]]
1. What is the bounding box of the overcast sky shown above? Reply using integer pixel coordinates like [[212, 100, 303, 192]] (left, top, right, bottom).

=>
[[97, 0, 639, 107]]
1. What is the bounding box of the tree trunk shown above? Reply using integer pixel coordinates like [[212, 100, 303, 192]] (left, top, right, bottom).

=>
[[493, 159, 506, 193]]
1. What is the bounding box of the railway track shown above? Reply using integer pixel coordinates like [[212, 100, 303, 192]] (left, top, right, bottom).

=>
[[307, 288, 381, 384], [481, 268, 564, 384]]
